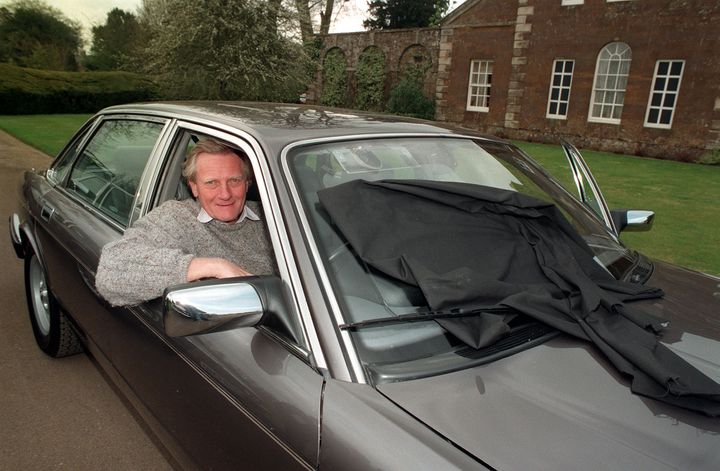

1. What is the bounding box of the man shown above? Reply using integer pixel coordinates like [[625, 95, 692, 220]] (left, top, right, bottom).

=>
[[96, 138, 274, 306]]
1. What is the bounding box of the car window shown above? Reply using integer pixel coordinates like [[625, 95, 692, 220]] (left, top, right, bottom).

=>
[[66, 119, 164, 226], [47, 120, 95, 185], [155, 129, 309, 352]]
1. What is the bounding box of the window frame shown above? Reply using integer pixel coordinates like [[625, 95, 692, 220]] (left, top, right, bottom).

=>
[[588, 42, 632, 125], [546, 59, 575, 120], [561, 0, 584, 5], [466, 59, 493, 113], [644, 60, 685, 130]]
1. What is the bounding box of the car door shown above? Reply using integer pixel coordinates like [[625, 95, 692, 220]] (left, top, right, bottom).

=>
[[41, 116, 324, 470]]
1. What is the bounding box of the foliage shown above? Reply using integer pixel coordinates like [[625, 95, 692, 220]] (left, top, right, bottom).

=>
[[364, 0, 449, 30], [698, 149, 720, 166], [320, 48, 348, 107], [0, 0, 82, 71], [386, 62, 434, 119], [355, 47, 386, 111], [0, 63, 157, 114], [386, 78, 435, 119], [85, 8, 145, 71], [135, 0, 311, 101]]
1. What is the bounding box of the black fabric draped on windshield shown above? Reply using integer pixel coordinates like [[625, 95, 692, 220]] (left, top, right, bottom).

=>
[[318, 179, 720, 417]]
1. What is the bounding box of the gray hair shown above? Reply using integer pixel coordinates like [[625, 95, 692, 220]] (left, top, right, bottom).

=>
[[182, 138, 252, 183]]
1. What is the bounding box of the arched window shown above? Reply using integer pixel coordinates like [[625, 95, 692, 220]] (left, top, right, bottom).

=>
[[588, 42, 631, 124]]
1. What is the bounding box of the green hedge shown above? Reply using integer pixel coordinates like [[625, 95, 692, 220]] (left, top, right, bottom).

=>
[[0, 64, 158, 114]]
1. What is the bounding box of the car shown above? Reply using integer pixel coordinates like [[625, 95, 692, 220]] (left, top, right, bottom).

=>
[[9, 102, 720, 470]]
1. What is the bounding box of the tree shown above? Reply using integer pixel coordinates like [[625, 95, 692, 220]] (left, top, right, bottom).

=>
[[0, 0, 82, 70], [136, 0, 312, 101], [363, 0, 449, 30], [295, 0, 335, 43], [85, 8, 143, 71]]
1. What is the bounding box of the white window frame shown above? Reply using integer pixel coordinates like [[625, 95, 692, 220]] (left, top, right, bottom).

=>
[[588, 42, 632, 125], [644, 60, 685, 129], [546, 59, 575, 120], [466, 60, 493, 112], [562, 0, 584, 5]]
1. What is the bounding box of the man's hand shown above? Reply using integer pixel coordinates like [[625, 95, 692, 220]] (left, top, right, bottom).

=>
[[187, 257, 252, 281]]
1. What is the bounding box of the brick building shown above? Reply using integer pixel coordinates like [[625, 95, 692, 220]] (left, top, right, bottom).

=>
[[311, 0, 720, 161]]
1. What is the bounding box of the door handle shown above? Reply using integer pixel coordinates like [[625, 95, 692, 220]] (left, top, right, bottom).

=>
[[40, 203, 55, 222]]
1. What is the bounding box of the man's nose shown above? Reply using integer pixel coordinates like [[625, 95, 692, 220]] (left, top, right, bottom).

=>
[[218, 182, 232, 198]]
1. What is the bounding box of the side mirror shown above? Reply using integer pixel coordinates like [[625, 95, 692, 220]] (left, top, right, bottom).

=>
[[610, 210, 655, 233], [163, 276, 297, 339]]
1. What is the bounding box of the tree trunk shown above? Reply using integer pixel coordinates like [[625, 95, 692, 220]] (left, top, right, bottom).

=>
[[319, 0, 334, 35]]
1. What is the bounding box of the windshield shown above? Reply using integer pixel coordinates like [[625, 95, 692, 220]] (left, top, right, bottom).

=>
[[287, 137, 636, 378]]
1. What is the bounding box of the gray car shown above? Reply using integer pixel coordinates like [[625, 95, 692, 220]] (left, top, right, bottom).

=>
[[9, 102, 720, 470]]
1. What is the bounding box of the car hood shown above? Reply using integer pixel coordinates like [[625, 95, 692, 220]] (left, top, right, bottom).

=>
[[376, 262, 720, 470]]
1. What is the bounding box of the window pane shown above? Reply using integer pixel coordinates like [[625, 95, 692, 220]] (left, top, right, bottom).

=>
[[68, 120, 163, 225], [561, 88, 570, 101], [664, 93, 676, 108], [658, 61, 669, 76], [565, 61, 574, 73], [651, 93, 662, 107], [660, 109, 672, 124], [668, 77, 680, 91], [654, 77, 666, 91], [551, 88, 560, 100], [550, 102, 558, 115], [670, 61, 683, 75], [648, 108, 659, 124], [562, 75, 572, 87], [559, 102, 568, 115]]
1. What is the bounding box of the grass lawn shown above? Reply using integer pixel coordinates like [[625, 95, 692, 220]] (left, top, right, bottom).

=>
[[0, 114, 93, 156], [515, 141, 720, 276], [1, 114, 717, 276]]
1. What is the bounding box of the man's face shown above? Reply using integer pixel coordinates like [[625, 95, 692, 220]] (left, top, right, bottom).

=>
[[188, 151, 249, 223]]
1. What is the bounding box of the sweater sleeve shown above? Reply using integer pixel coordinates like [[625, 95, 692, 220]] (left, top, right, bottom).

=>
[[95, 202, 196, 306]]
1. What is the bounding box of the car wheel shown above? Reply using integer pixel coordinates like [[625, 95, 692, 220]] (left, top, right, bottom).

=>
[[24, 252, 83, 358]]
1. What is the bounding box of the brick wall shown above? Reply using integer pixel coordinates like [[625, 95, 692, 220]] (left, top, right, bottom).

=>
[[309, 0, 720, 161]]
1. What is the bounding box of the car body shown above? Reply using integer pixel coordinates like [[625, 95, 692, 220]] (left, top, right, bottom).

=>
[[9, 102, 720, 470]]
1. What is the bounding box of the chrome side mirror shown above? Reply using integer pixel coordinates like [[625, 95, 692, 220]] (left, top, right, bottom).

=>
[[163, 280, 264, 337], [610, 209, 655, 233]]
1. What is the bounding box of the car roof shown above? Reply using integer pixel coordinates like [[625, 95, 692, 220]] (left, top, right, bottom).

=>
[[100, 101, 502, 154]]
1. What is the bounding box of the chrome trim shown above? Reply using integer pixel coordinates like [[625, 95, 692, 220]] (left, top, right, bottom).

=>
[[9, 213, 24, 258], [154, 122, 326, 371], [279, 133, 482, 385], [561, 141, 618, 238]]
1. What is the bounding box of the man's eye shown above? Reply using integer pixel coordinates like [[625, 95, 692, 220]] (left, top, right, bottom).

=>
[[203, 181, 219, 189], [228, 178, 245, 187]]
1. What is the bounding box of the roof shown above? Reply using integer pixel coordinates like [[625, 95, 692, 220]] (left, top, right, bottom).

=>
[[101, 101, 496, 153]]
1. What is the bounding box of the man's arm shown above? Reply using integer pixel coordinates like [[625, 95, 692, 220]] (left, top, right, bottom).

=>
[[187, 257, 251, 281]]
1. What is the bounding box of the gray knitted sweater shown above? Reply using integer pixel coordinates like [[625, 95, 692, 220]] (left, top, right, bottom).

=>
[[95, 198, 274, 306]]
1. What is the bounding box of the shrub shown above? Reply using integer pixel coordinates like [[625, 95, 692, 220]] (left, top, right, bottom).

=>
[[355, 47, 386, 111], [320, 49, 348, 107], [698, 149, 720, 166], [386, 78, 435, 120], [0, 63, 158, 114]]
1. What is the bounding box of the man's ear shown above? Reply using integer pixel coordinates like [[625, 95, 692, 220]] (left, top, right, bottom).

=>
[[188, 180, 199, 198]]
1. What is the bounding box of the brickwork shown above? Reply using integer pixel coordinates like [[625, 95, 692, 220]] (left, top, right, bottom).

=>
[[310, 0, 720, 161]]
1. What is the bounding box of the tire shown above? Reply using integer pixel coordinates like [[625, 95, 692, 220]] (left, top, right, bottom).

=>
[[24, 251, 83, 358]]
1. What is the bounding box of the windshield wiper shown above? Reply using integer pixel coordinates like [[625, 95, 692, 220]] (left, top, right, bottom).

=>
[[339, 306, 516, 330]]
